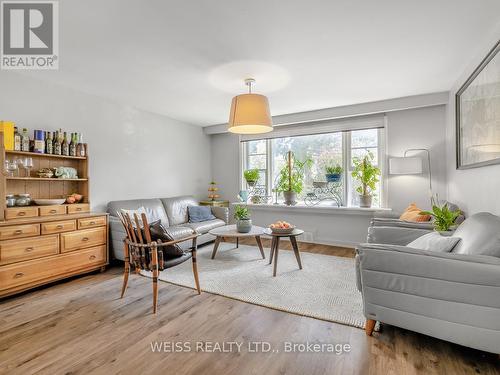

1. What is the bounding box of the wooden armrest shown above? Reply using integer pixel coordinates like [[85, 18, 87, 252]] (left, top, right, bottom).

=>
[[124, 233, 198, 248]]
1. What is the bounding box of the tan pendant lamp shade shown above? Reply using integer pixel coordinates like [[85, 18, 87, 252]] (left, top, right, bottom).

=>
[[228, 78, 273, 134]]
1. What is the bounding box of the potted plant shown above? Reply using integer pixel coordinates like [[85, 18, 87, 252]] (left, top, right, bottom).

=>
[[276, 151, 312, 206], [419, 203, 461, 235], [351, 152, 380, 208], [234, 205, 252, 233], [244, 169, 260, 187], [325, 164, 343, 183]]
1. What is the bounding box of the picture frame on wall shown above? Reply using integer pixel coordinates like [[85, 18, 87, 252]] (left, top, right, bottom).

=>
[[456, 40, 500, 169]]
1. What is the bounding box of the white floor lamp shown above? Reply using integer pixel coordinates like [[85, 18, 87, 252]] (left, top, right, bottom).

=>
[[389, 148, 433, 206]]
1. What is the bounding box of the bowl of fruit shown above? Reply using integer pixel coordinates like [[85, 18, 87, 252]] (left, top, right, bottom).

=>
[[269, 220, 295, 234]]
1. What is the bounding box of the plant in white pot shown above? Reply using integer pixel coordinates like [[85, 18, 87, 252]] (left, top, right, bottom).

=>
[[243, 169, 260, 188], [234, 205, 252, 233], [276, 151, 312, 206], [351, 151, 380, 208], [419, 203, 461, 235]]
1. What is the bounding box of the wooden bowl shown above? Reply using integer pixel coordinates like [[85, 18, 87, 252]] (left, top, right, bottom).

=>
[[270, 226, 295, 234]]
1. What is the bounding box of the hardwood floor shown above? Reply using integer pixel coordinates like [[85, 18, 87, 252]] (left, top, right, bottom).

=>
[[0, 241, 498, 375]]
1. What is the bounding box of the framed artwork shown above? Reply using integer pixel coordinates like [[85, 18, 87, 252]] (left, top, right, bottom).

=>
[[456, 40, 500, 169]]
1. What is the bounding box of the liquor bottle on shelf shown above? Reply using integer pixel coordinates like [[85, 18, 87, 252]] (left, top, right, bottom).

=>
[[53, 130, 62, 155], [62, 132, 69, 156], [69, 132, 77, 156], [14, 127, 21, 151], [45, 132, 54, 154], [33, 130, 45, 153], [76, 133, 86, 157], [21, 128, 30, 152]]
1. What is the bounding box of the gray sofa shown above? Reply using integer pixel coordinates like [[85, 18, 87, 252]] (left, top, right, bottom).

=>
[[107, 195, 229, 260], [356, 212, 500, 354]]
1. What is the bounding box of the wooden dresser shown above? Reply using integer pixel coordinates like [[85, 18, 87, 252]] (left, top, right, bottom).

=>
[[0, 134, 109, 298]]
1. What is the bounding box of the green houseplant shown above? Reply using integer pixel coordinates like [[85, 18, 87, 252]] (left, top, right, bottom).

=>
[[275, 151, 312, 205], [234, 204, 252, 233], [325, 164, 343, 183], [351, 152, 380, 208], [243, 169, 260, 187], [420, 203, 461, 234]]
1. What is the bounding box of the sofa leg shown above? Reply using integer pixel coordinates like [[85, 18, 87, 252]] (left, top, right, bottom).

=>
[[365, 319, 376, 336]]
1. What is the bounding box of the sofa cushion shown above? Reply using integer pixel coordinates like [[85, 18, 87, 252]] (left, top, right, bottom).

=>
[[161, 196, 198, 225], [107, 198, 169, 227], [165, 225, 196, 240], [184, 219, 226, 234], [399, 203, 431, 222], [149, 222, 185, 259], [452, 212, 500, 257], [407, 232, 461, 253], [188, 206, 216, 223]]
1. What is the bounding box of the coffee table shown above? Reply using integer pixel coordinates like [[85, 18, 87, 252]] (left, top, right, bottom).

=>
[[264, 228, 304, 277], [209, 225, 266, 260]]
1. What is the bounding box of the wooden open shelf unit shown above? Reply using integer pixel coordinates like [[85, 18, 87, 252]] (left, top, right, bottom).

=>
[[0, 134, 90, 221]]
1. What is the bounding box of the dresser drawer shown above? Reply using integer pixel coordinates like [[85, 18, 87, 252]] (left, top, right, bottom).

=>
[[60, 227, 106, 253], [41, 220, 77, 234], [0, 245, 106, 291], [5, 207, 39, 220], [78, 216, 107, 229], [0, 235, 59, 265], [67, 204, 90, 214], [39, 205, 67, 216], [0, 224, 40, 240]]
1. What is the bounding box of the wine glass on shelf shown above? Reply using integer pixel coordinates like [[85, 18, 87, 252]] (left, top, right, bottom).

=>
[[24, 157, 33, 178], [16, 158, 25, 177], [6, 159, 17, 177]]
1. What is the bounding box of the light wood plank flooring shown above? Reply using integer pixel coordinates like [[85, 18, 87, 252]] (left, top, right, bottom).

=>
[[0, 240, 499, 375]]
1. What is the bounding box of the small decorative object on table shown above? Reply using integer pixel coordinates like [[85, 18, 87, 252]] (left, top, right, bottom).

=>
[[325, 164, 343, 182], [207, 181, 220, 201], [420, 202, 461, 236], [234, 204, 252, 233], [351, 151, 380, 208], [269, 220, 295, 234]]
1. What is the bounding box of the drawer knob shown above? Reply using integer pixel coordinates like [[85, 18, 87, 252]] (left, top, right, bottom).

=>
[[82, 237, 89, 242], [89, 221, 96, 225], [89, 255, 96, 260], [14, 272, 24, 278], [50, 209, 57, 213], [25, 247, 34, 252], [18, 212, 26, 216], [14, 230, 23, 235], [56, 225, 64, 229], [76, 208, 82, 211]]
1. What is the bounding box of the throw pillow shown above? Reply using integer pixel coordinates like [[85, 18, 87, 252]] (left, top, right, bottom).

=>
[[407, 232, 461, 253], [188, 206, 216, 223], [400, 203, 431, 222], [149, 221, 185, 259]]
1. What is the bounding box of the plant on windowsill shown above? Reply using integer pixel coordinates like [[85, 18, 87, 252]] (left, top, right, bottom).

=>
[[234, 204, 252, 233], [351, 151, 380, 208], [325, 164, 343, 183], [244, 169, 260, 188], [419, 203, 461, 235], [275, 151, 312, 206]]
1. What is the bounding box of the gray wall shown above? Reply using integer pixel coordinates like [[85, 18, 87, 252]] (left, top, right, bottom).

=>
[[446, 26, 500, 216], [0, 72, 212, 212]]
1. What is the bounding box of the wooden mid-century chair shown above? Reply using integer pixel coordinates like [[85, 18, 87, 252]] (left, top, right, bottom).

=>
[[118, 212, 201, 313]]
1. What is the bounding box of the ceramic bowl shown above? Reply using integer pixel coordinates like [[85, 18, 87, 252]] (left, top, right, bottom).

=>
[[33, 198, 66, 206]]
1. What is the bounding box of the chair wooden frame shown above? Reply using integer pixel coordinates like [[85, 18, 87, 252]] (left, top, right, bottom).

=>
[[117, 212, 201, 313]]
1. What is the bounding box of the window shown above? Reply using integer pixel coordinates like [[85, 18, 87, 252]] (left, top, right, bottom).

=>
[[242, 128, 384, 207]]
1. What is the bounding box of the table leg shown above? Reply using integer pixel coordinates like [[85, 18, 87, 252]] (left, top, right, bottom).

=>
[[269, 236, 276, 264], [211, 236, 221, 259], [236, 237, 239, 248], [273, 237, 280, 277], [290, 236, 303, 270], [255, 236, 265, 259]]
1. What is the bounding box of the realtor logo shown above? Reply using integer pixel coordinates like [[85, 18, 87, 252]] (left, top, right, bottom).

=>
[[1, 1, 58, 69]]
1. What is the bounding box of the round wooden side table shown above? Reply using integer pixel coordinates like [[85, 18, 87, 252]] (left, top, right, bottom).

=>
[[209, 225, 266, 260], [263, 228, 304, 277]]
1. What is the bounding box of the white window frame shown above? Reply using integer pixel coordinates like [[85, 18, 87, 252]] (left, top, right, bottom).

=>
[[240, 127, 386, 207]]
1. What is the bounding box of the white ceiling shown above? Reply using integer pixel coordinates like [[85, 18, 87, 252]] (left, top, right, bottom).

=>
[[15, 0, 500, 126]]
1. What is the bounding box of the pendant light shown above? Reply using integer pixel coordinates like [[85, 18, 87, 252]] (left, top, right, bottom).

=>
[[228, 78, 273, 134]]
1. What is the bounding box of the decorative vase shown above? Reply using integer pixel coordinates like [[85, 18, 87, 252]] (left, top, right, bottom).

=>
[[238, 190, 249, 202], [325, 173, 342, 183], [283, 191, 297, 206], [236, 218, 252, 233], [246, 180, 257, 188], [251, 195, 261, 204], [359, 194, 372, 208]]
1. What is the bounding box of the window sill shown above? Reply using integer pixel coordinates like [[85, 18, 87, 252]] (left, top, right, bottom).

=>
[[231, 202, 392, 216]]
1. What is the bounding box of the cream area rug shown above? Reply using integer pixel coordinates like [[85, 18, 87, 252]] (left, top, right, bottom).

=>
[[141, 242, 367, 329]]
